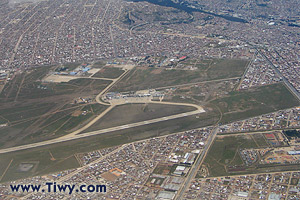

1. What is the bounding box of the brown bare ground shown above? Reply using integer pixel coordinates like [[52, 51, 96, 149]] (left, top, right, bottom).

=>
[[71, 110, 82, 117], [151, 68, 163, 74]]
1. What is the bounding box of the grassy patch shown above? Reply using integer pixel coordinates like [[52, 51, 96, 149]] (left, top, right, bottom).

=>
[[112, 59, 248, 92], [210, 83, 299, 124], [251, 134, 269, 147], [92, 67, 124, 79], [93, 61, 106, 68], [0, 103, 55, 122], [0, 107, 218, 182], [84, 103, 196, 132], [62, 63, 81, 70], [50, 79, 111, 95], [0, 65, 111, 148], [153, 164, 173, 175], [0, 66, 54, 102], [19, 104, 108, 145], [0, 148, 80, 182], [204, 134, 259, 177]]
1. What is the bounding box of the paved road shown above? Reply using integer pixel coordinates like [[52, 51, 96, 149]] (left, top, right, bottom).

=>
[[175, 127, 219, 200]]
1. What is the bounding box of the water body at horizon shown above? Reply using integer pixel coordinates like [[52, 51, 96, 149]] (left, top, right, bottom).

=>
[[131, 0, 248, 23]]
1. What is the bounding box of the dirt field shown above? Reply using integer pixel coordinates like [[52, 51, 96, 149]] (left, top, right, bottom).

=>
[[43, 74, 80, 83], [101, 172, 118, 181]]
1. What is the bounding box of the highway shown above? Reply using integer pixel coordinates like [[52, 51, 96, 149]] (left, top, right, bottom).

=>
[[175, 127, 219, 200]]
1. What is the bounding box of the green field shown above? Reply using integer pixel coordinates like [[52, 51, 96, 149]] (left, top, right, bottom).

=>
[[209, 83, 299, 124], [84, 103, 196, 132], [92, 61, 106, 68], [0, 103, 108, 148], [21, 104, 108, 143], [0, 146, 80, 182], [0, 66, 112, 148], [203, 132, 300, 177], [92, 67, 124, 79], [180, 58, 216, 71], [0, 107, 219, 183], [252, 133, 270, 147], [163, 83, 299, 126], [161, 78, 238, 105], [1, 57, 299, 183], [0, 66, 111, 101], [48, 78, 111, 97], [0, 102, 55, 123], [112, 59, 248, 92], [61, 63, 81, 70], [0, 66, 53, 103], [203, 134, 269, 177]]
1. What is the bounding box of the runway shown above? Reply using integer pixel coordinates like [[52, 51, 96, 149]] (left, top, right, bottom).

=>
[[0, 66, 206, 154], [0, 107, 205, 154]]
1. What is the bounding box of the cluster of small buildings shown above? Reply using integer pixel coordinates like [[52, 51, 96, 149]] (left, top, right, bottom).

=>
[[0, 127, 213, 200], [240, 149, 258, 166], [219, 107, 300, 134], [54, 64, 91, 76], [0, 70, 9, 81], [0, 0, 255, 71], [184, 172, 300, 200], [104, 89, 164, 103], [133, 55, 189, 69], [74, 97, 93, 104], [239, 53, 281, 90], [262, 48, 300, 93], [239, 145, 300, 166]]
